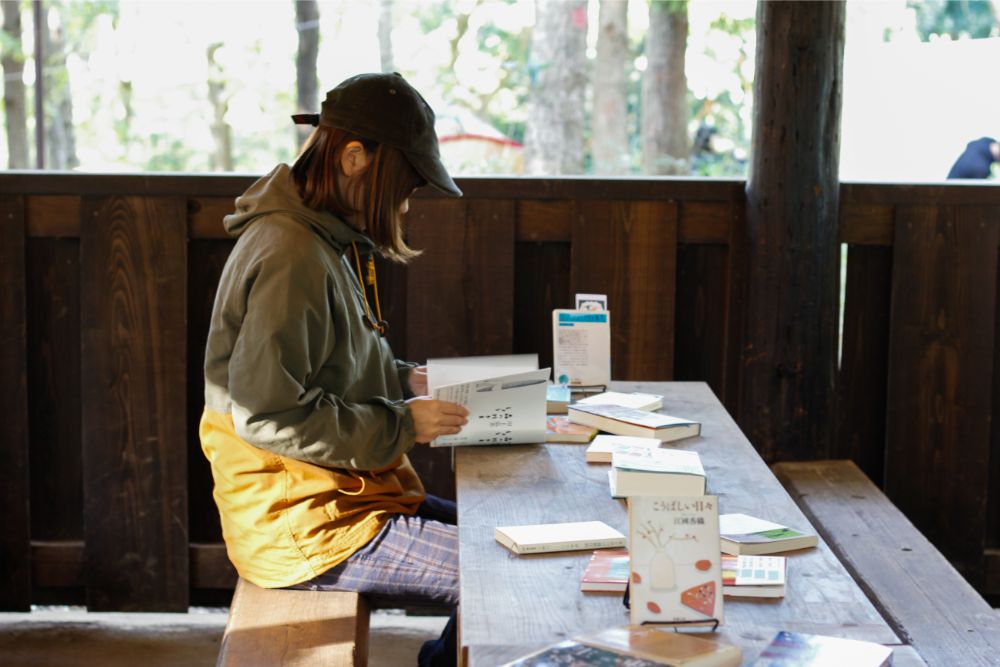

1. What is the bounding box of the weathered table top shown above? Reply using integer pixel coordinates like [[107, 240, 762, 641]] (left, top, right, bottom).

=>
[[455, 381, 924, 667]]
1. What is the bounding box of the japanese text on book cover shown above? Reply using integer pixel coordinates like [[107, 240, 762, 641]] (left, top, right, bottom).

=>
[[628, 496, 723, 626]]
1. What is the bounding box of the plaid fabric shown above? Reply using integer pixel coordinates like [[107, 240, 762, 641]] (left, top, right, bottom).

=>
[[288, 495, 459, 609]]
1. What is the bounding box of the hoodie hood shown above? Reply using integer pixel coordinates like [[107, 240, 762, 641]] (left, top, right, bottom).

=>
[[224, 163, 374, 254]]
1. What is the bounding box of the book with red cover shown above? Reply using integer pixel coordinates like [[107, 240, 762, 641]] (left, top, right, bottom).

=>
[[581, 548, 629, 592]]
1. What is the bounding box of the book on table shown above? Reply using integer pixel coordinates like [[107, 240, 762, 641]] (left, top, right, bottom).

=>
[[546, 415, 599, 443], [552, 308, 611, 389], [628, 496, 723, 627], [586, 434, 667, 463], [609, 447, 705, 498], [580, 548, 629, 592], [546, 384, 572, 413], [574, 390, 664, 412], [501, 624, 742, 667], [568, 403, 701, 442], [494, 520, 625, 555], [720, 554, 786, 598], [719, 513, 818, 555], [749, 630, 892, 666], [426, 354, 549, 447]]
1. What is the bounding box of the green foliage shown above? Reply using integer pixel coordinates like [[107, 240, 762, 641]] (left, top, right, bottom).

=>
[[908, 0, 999, 40]]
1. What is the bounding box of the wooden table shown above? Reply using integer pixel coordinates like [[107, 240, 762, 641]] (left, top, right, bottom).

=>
[[455, 382, 927, 666]]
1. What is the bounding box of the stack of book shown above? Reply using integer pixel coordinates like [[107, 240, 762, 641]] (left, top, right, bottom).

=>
[[609, 446, 706, 498], [568, 403, 701, 442]]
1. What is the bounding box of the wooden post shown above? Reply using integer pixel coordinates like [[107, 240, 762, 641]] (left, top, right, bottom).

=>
[[741, 1, 845, 461]]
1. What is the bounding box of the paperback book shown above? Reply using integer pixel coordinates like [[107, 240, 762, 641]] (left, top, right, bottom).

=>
[[495, 520, 626, 555], [580, 548, 630, 592], [552, 308, 611, 389], [546, 384, 572, 414], [501, 625, 742, 667], [568, 403, 701, 442], [546, 415, 599, 443], [609, 447, 706, 498], [586, 435, 667, 463], [628, 496, 723, 627], [750, 630, 892, 666], [720, 554, 786, 598], [719, 513, 818, 556], [575, 390, 664, 412]]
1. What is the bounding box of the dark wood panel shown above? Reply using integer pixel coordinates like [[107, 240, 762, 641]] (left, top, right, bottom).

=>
[[0, 195, 32, 610], [26, 195, 81, 237], [885, 205, 998, 580], [674, 244, 729, 396], [405, 198, 515, 360], [26, 239, 83, 540], [842, 181, 1000, 207], [516, 200, 572, 243], [841, 203, 893, 246], [188, 197, 234, 239], [678, 201, 730, 244], [187, 239, 233, 544], [81, 196, 189, 611], [836, 245, 893, 485], [571, 200, 677, 381], [513, 241, 572, 371]]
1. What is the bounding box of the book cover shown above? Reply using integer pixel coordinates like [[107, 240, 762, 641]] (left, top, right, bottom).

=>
[[575, 390, 664, 412], [546, 384, 572, 414], [495, 520, 626, 555], [720, 554, 786, 598], [581, 548, 630, 592], [430, 367, 550, 447], [586, 435, 668, 463], [719, 513, 818, 556], [628, 496, 723, 626], [501, 625, 741, 667], [610, 447, 706, 498], [552, 309, 611, 388], [546, 415, 599, 443], [750, 630, 892, 666], [568, 403, 701, 442]]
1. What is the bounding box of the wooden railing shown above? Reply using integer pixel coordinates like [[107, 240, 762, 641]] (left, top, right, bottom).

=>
[[1, 173, 997, 611]]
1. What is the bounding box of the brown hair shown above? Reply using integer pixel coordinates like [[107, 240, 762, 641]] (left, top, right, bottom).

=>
[[291, 126, 424, 262]]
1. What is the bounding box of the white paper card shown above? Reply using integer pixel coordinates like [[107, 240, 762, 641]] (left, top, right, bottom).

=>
[[575, 293, 608, 311], [552, 309, 611, 387], [431, 367, 549, 447]]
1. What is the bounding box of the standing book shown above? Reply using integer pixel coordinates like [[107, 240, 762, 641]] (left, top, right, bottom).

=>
[[750, 630, 891, 666], [720, 554, 786, 598], [586, 435, 667, 463], [552, 308, 611, 389], [569, 403, 701, 442], [628, 496, 723, 627], [580, 548, 630, 592], [501, 625, 742, 667], [719, 513, 818, 555], [610, 447, 706, 498], [495, 520, 625, 555]]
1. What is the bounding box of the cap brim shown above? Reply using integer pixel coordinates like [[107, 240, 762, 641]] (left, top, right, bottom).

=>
[[404, 151, 463, 197]]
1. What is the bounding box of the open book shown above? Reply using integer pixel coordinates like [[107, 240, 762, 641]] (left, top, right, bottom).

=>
[[427, 355, 549, 447]]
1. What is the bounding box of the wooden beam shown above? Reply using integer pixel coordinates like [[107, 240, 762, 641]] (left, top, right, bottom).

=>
[[81, 196, 189, 611], [740, 0, 845, 461], [0, 195, 32, 610]]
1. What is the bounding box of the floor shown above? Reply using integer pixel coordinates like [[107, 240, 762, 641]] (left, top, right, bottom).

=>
[[0, 607, 448, 667]]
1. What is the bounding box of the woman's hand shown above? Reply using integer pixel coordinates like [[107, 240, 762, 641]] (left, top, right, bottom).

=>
[[408, 365, 429, 396], [406, 396, 468, 444]]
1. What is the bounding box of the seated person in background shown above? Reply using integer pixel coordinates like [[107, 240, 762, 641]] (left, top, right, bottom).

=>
[[946, 136, 1000, 179]]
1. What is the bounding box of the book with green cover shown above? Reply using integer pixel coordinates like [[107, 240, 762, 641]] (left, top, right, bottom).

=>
[[719, 513, 818, 555]]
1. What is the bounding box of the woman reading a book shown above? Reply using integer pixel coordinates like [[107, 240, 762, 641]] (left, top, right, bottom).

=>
[[199, 72, 468, 667]]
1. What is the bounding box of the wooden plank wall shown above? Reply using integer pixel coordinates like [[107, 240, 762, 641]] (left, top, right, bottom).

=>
[[3, 173, 1000, 608]]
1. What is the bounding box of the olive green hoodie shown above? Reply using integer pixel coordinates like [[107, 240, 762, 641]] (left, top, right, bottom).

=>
[[200, 164, 424, 587]]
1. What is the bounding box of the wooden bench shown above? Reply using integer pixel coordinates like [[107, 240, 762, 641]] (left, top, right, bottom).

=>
[[773, 459, 1000, 667], [216, 577, 370, 667]]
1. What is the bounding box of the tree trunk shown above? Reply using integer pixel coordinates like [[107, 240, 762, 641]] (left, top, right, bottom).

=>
[[524, 0, 588, 175], [641, 0, 688, 175], [42, 4, 77, 170], [295, 0, 320, 147], [2, 0, 28, 168], [592, 0, 629, 175], [740, 1, 845, 462], [378, 0, 394, 73], [207, 43, 233, 172]]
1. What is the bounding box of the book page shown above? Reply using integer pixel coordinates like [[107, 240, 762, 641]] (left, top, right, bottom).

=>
[[427, 353, 539, 392], [431, 368, 549, 447]]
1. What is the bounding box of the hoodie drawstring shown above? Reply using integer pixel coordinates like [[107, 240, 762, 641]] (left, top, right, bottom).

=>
[[351, 242, 387, 336]]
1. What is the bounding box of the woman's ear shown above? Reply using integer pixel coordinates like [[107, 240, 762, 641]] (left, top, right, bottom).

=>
[[340, 141, 373, 177]]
